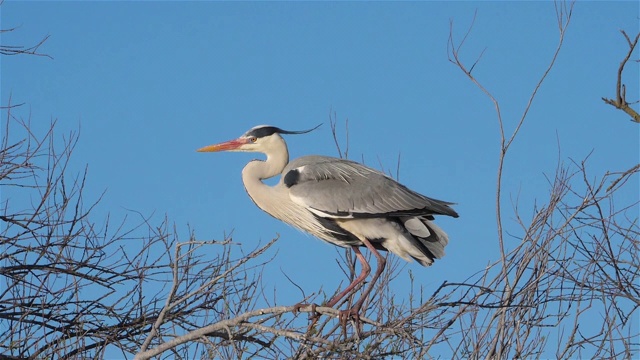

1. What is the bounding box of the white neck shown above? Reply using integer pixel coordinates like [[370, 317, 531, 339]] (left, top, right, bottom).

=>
[[241, 136, 289, 215]]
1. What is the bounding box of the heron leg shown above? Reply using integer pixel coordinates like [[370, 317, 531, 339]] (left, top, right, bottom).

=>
[[325, 246, 371, 308], [297, 247, 371, 334], [339, 237, 387, 327]]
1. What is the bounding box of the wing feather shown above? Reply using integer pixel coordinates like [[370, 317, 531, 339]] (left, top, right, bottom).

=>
[[283, 156, 458, 218]]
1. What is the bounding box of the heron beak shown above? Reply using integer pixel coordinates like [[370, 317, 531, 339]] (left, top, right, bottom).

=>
[[197, 138, 248, 152]]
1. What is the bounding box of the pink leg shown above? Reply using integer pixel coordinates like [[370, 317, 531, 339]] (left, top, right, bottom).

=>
[[299, 246, 370, 332], [340, 237, 386, 323], [325, 246, 371, 308]]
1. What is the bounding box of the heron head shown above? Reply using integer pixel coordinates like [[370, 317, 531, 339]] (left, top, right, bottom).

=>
[[197, 124, 321, 153]]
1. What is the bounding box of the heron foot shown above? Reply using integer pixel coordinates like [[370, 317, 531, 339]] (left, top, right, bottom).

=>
[[338, 305, 362, 333]]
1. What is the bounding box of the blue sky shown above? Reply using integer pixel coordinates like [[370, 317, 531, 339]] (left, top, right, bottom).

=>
[[2, 1, 639, 356]]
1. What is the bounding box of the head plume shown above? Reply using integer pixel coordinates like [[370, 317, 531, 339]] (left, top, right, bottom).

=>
[[244, 124, 322, 139]]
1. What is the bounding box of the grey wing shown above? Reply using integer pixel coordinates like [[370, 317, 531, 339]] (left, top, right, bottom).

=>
[[282, 156, 458, 219]]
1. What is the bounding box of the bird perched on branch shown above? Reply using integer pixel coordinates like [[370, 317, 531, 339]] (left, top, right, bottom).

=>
[[198, 124, 458, 322]]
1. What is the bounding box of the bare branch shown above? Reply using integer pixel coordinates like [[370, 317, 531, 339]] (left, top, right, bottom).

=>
[[0, 26, 52, 59], [601, 30, 640, 123]]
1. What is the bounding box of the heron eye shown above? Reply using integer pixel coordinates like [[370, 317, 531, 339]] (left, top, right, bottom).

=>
[[250, 137, 257, 143]]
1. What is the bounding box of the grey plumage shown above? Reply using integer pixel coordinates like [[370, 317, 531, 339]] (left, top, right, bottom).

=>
[[198, 124, 458, 316], [285, 156, 457, 218], [282, 155, 457, 265]]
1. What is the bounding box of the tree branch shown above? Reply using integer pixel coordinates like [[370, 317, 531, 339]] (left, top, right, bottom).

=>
[[601, 30, 640, 123]]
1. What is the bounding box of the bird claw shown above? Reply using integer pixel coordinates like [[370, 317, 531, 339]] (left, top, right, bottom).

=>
[[338, 306, 362, 333]]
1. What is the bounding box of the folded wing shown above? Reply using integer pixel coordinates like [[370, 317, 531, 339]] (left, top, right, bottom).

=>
[[283, 156, 459, 219]]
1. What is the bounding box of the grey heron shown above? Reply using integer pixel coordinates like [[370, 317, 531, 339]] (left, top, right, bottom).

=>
[[197, 124, 458, 321]]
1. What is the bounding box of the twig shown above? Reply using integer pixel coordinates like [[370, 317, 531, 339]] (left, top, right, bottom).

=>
[[133, 305, 379, 360], [601, 30, 640, 123]]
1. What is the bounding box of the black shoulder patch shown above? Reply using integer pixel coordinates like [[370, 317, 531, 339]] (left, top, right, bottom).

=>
[[283, 169, 300, 188], [245, 126, 282, 139]]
